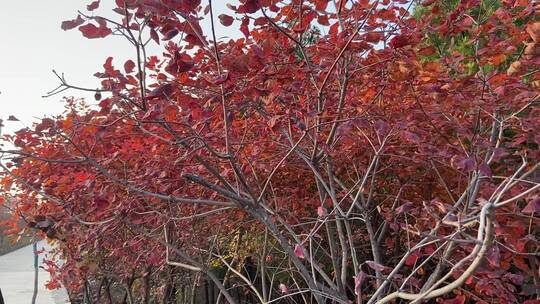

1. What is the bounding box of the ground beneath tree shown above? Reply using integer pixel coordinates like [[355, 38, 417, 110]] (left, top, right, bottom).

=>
[[0, 240, 70, 303]]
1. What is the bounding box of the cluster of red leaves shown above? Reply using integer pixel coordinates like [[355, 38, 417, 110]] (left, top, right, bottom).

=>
[[1, 0, 540, 303]]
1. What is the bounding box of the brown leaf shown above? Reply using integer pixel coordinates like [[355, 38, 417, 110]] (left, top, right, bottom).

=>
[[524, 43, 540, 60], [507, 61, 523, 76], [526, 22, 540, 43], [218, 14, 234, 27]]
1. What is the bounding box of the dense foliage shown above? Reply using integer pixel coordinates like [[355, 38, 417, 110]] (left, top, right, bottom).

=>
[[1, 0, 540, 303]]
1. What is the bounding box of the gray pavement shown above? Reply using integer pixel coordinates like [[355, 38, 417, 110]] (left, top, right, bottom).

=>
[[0, 241, 70, 304]]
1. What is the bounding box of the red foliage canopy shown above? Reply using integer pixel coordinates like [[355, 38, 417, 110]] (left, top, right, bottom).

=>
[[1, 0, 540, 303]]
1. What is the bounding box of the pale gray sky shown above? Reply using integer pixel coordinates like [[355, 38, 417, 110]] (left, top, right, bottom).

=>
[[0, 0, 239, 135]]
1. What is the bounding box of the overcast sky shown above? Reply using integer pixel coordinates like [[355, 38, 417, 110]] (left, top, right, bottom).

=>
[[0, 0, 239, 135]]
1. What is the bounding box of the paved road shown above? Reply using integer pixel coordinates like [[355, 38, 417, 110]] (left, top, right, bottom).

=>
[[0, 241, 70, 304]]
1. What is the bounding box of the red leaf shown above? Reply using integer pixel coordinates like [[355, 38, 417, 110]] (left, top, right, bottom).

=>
[[317, 206, 328, 217], [491, 148, 508, 163], [211, 72, 229, 85], [315, 0, 330, 11], [486, 245, 500, 267], [178, 60, 194, 72], [294, 244, 305, 259], [74, 172, 93, 183], [87, 0, 100, 11], [458, 156, 476, 172], [503, 273, 524, 285], [522, 197, 540, 213], [405, 253, 419, 267], [165, 59, 194, 75], [35, 118, 55, 132], [79, 23, 112, 39], [366, 260, 386, 272], [240, 17, 250, 38], [253, 17, 268, 26], [162, 29, 179, 41], [61, 15, 84, 31], [479, 162, 492, 177], [237, 0, 260, 14], [150, 28, 160, 44], [396, 202, 414, 214], [184, 34, 201, 45], [94, 196, 109, 210], [147, 83, 174, 99], [279, 283, 289, 294], [177, 0, 200, 13], [374, 120, 389, 136], [317, 15, 330, 26], [363, 31, 384, 43], [130, 213, 144, 224], [218, 14, 234, 27], [354, 271, 366, 295], [403, 131, 420, 143], [418, 46, 436, 56], [103, 57, 114, 73], [390, 34, 411, 49], [45, 280, 61, 290], [124, 59, 136, 73]]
